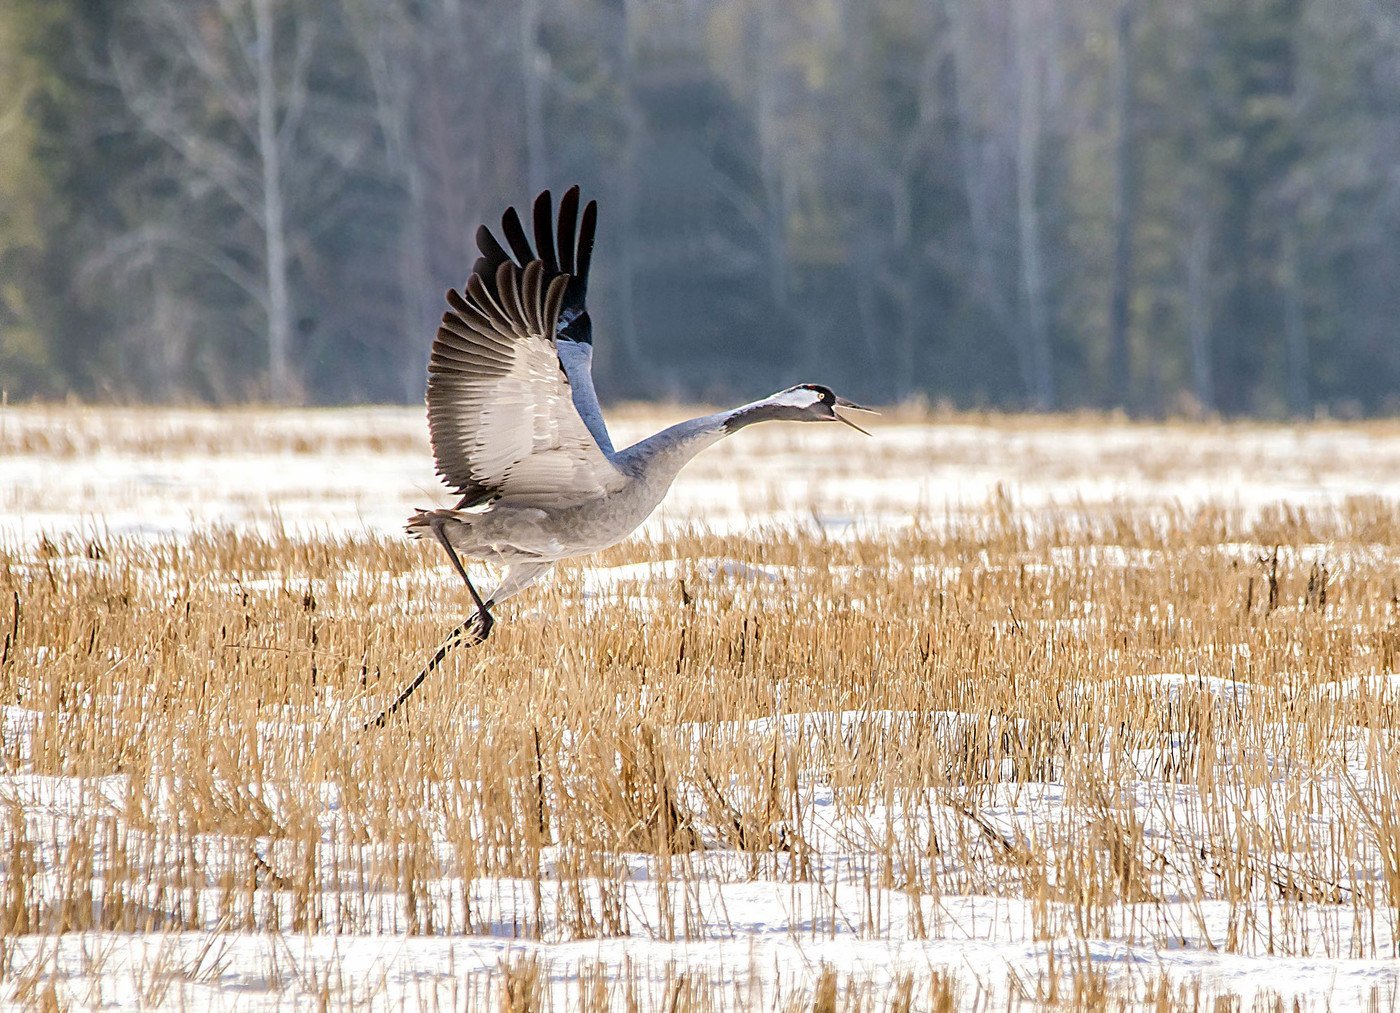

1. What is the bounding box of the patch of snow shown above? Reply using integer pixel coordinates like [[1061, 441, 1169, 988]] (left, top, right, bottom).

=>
[[1312, 672, 1400, 701]]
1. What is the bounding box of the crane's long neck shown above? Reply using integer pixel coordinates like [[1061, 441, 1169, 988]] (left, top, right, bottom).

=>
[[613, 393, 811, 488], [558, 340, 614, 455]]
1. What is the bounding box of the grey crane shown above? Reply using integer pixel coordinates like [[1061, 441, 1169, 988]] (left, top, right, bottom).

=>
[[370, 187, 873, 726]]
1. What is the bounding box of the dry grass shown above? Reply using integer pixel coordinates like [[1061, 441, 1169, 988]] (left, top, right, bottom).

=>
[[3, 409, 1400, 1007]]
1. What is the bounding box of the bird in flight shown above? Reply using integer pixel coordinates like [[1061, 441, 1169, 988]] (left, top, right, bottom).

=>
[[370, 187, 873, 726]]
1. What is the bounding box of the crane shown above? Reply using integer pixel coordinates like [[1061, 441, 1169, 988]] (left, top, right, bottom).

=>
[[369, 187, 873, 727]]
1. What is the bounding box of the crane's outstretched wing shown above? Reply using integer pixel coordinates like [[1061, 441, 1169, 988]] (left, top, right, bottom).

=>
[[428, 194, 622, 507], [471, 187, 613, 454]]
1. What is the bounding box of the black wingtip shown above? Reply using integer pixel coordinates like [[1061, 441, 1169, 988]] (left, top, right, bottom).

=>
[[576, 199, 597, 288], [500, 206, 534, 266], [557, 186, 580, 274], [475, 225, 508, 266], [532, 189, 558, 273]]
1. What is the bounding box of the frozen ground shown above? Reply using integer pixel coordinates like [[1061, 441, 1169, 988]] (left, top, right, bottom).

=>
[[4, 406, 1400, 1008], [5, 405, 1400, 542], [5, 684, 1400, 1009]]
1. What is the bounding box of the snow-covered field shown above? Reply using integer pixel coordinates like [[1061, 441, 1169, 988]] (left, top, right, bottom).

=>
[[6, 405, 1400, 542], [3, 406, 1400, 1009]]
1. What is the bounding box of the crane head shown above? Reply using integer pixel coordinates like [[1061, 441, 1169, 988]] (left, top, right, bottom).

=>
[[780, 384, 878, 435]]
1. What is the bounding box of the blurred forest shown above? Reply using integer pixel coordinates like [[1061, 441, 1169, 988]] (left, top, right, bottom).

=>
[[2, 0, 1399, 415]]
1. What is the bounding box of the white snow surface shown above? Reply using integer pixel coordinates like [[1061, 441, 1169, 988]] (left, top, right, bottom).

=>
[[7, 406, 1400, 544], [6, 695, 1400, 1008], [5, 407, 1400, 1007]]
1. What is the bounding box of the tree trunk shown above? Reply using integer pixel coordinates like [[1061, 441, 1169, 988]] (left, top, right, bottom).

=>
[[889, 186, 917, 402], [398, 162, 433, 401], [254, 0, 294, 403], [1185, 210, 1214, 414], [950, 6, 1016, 389], [1108, 0, 1138, 411], [1014, 3, 1054, 411], [520, 0, 547, 195], [1282, 225, 1309, 417], [615, 0, 642, 388]]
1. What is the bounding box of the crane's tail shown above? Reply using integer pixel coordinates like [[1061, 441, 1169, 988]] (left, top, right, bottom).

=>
[[406, 507, 465, 540]]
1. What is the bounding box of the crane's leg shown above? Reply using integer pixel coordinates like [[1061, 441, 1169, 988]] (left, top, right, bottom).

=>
[[368, 531, 557, 729], [431, 521, 495, 635], [366, 521, 494, 729]]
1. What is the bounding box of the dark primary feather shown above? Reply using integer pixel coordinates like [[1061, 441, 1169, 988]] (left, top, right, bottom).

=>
[[557, 187, 579, 273], [532, 191, 559, 273], [500, 206, 534, 267], [473, 224, 510, 281], [573, 200, 596, 292]]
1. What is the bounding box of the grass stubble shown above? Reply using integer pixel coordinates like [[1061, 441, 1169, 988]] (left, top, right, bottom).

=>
[[3, 420, 1400, 1008]]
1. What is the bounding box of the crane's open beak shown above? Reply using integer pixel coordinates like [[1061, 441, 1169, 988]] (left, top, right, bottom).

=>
[[833, 396, 878, 436]]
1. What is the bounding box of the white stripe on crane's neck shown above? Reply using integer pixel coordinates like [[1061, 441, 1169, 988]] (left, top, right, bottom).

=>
[[763, 387, 824, 410]]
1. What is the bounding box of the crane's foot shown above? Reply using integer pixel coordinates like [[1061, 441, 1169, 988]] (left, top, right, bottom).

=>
[[364, 606, 495, 730]]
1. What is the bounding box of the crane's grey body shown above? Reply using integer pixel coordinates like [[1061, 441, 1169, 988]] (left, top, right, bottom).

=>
[[371, 186, 871, 726], [414, 409, 741, 584]]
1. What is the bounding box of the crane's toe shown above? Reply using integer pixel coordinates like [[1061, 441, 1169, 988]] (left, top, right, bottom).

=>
[[471, 607, 495, 642]]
